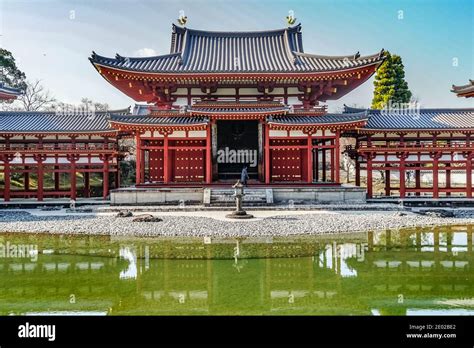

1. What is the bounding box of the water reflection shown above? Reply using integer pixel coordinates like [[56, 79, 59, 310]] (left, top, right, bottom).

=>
[[0, 225, 472, 315]]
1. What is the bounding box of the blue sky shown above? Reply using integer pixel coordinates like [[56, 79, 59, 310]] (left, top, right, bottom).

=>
[[1, 0, 472, 111]]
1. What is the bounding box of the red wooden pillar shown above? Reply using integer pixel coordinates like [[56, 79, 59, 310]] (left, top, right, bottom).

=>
[[206, 124, 212, 184], [334, 131, 340, 184], [264, 123, 270, 184], [3, 157, 11, 201], [102, 155, 109, 199], [306, 133, 313, 183], [366, 154, 373, 198], [135, 132, 142, 186], [432, 154, 439, 199], [315, 146, 319, 182], [466, 154, 472, 198], [330, 139, 335, 182], [163, 133, 169, 184]]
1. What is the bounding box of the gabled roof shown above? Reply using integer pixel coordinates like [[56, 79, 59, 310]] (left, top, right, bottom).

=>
[[0, 82, 22, 100], [90, 24, 384, 74], [344, 105, 474, 130], [451, 80, 474, 98], [0, 108, 129, 134]]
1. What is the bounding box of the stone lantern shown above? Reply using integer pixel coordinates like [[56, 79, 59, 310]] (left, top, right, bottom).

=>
[[225, 180, 254, 219]]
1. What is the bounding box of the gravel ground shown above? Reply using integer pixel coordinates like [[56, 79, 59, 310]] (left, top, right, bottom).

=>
[[1, 210, 474, 237]]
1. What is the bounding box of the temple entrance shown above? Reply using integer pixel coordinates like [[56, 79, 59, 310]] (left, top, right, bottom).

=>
[[216, 120, 260, 181]]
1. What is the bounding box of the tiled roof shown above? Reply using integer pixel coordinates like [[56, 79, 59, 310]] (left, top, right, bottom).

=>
[[344, 105, 474, 130], [451, 80, 474, 97], [110, 114, 208, 126], [0, 82, 22, 99], [189, 101, 289, 115], [0, 109, 129, 133], [268, 112, 368, 125], [90, 24, 384, 74]]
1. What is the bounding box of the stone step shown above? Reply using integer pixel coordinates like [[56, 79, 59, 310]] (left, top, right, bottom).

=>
[[207, 188, 273, 206]]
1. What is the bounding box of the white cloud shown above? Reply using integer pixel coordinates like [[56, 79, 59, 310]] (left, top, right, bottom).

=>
[[133, 48, 158, 57]]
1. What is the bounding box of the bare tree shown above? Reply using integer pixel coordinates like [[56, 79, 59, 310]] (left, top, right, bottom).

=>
[[16, 80, 56, 111], [341, 154, 355, 183], [81, 97, 109, 112]]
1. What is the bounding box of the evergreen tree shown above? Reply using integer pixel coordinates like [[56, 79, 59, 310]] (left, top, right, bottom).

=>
[[0, 48, 27, 90], [371, 51, 412, 109]]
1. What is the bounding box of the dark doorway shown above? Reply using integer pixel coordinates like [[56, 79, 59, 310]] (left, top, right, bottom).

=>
[[216, 120, 259, 180]]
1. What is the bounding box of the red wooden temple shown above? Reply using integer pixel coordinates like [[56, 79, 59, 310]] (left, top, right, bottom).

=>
[[89, 24, 383, 188], [1, 23, 473, 203], [0, 109, 127, 201], [0, 82, 22, 101], [452, 80, 474, 98]]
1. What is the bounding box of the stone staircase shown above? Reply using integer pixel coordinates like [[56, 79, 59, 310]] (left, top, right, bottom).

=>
[[204, 188, 273, 206]]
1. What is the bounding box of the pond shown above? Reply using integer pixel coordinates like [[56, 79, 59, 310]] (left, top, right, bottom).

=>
[[0, 225, 473, 315]]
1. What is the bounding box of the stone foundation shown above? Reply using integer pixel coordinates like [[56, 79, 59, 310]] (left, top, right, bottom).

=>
[[110, 185, 366, 205]]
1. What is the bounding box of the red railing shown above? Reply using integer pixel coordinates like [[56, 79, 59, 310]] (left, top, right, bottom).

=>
[[0, 143, 117, 151], [358, 142, 472, 151]]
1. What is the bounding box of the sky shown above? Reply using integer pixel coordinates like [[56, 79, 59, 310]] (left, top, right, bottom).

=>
[[0, 0, 473, 111]]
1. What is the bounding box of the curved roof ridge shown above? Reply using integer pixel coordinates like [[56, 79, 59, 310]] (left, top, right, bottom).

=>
[[115, 52, 181, 61], [0, 107, 131, 117], [294, 51, 361, 60], [452, 79, 474, 91], [173, 23, 302, 37]]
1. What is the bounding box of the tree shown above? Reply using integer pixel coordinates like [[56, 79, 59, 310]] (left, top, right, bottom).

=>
[[80, 97, 109, 112], [371, 51, 412, 109], [0, 48, 27, 105], [0, 48, 26, 89], [16, 80, 56, 111], [341, 153, 355, 183]]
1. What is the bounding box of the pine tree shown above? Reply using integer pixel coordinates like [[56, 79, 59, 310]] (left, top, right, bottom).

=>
[[371, 51, 412, 109], [0, 48, 26, 90]]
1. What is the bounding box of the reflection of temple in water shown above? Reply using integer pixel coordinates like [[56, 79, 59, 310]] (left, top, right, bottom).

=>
[[0, 226, 472, 315]]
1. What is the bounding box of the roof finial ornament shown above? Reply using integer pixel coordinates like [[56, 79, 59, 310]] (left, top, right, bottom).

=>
[[286, 10, 296, 25], [177, 10, 187, 26]]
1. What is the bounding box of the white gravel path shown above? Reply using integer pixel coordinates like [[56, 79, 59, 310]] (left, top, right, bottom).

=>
[[1, 210, 473, 237]]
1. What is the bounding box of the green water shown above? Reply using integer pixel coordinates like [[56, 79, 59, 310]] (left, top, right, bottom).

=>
[[0, 225, 473, 315]]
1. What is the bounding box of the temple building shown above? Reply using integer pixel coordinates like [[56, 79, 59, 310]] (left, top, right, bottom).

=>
[[1, 23, 473, 203], [0, 109, 126, 201], [452, 80, 474, 98], [0, 82, 22, 101]]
